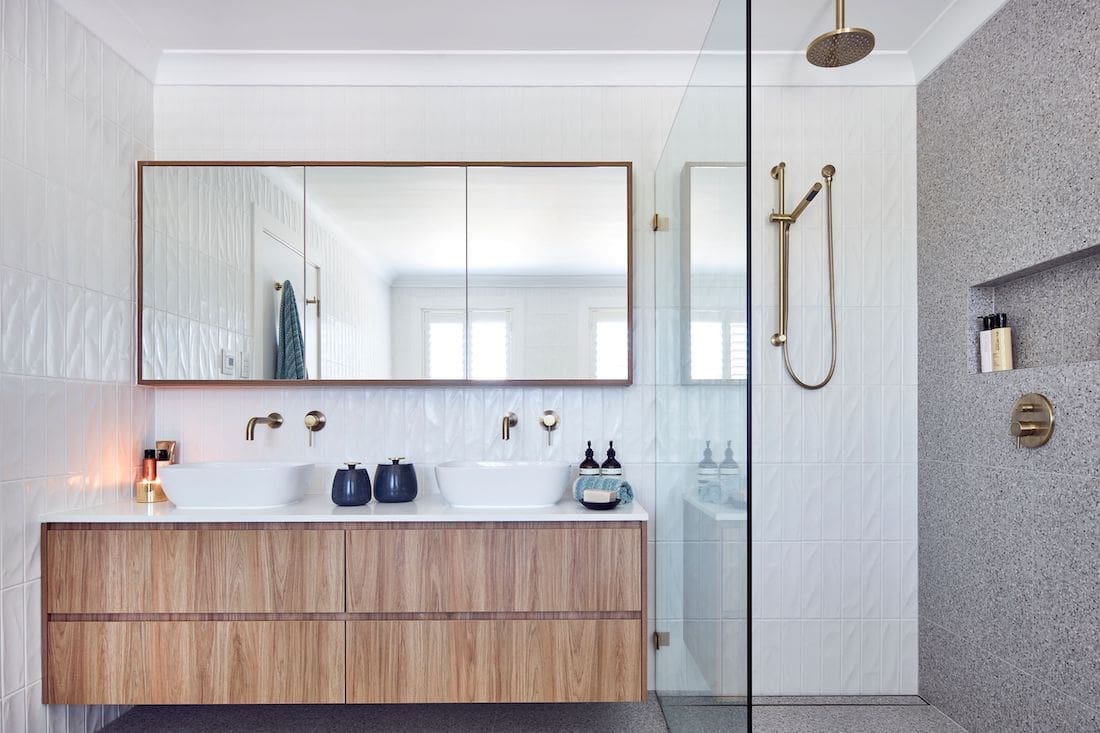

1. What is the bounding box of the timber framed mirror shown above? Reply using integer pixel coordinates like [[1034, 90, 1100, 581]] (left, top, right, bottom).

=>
[[137, 161, 632, 386]]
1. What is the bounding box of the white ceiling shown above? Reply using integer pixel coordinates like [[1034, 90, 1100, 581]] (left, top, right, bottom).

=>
[[302, 166, 628, 282], [58, 0, 1008, 86]]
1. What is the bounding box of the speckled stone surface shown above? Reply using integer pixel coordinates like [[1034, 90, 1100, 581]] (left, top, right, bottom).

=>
[[918, 0, 1100, 727], [979, 251, 1100, 370], [102, 697, 670, 732], [921, 620, 1100, 733], [751, 703, 963, 733]]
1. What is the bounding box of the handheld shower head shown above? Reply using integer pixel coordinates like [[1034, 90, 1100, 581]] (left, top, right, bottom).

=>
[[788, 182, 823, 223]]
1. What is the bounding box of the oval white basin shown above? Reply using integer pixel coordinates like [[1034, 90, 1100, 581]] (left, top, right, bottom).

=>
[[158, 461, 313, 509], [435, 461, 571, 508]]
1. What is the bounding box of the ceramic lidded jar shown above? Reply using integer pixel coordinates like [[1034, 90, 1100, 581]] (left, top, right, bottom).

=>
[[332, 462, 372, 506], [373, 457, 418, 503]]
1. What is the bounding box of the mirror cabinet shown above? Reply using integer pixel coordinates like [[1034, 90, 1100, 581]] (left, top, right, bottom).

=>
[[138, 162, 632, 385]]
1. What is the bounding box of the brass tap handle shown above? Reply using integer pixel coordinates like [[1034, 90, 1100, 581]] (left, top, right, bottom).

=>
[[539, 410, 560, 446], [1011, 419, 1039, 449], [304, 410, 326, 447], [1009, 393, 1054, 449]]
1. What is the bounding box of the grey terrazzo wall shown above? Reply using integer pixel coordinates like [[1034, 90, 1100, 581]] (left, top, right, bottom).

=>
[[916, 0, 1100, 730]]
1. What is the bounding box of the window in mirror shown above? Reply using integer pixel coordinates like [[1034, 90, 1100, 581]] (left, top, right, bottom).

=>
[[469, 310, 511, 381], [466, 165, 630, 382], [690, 316, 724, 380], [689, 311, 748, 381], [424, 310, 465, 380], [683, 163, 747, 384], [423, 308, 513, 380], [729, 321, 749, 380], [591, 308, 628, 380]]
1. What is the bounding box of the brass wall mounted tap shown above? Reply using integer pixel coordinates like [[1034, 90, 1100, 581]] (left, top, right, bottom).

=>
[[245, 413, 284, 441]]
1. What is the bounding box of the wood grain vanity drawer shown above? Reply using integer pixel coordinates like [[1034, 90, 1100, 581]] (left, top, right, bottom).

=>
[[46, 620, 344, 704], [346, 619, 643, 703], [345, 524, 643, 613], [45, 527, 344, 613]]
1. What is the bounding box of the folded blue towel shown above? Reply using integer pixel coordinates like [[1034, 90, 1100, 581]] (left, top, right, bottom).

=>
[[572, 475, 633, 504]]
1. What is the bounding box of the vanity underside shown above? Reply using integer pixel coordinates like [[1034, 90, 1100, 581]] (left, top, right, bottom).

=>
[[42, 521, 647, 705]]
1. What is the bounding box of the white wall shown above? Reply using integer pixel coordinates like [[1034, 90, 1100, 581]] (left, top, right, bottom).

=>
[[152, 84, 918, 696], [750, 86, 919, 695], [0, 0, 155, 730], [308, 220, 390, 379], [153, 84, 681, 687]]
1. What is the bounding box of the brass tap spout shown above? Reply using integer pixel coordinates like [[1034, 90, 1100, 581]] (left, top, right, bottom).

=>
[[246, 413, 284, 441], [501, 412, 518, 441]]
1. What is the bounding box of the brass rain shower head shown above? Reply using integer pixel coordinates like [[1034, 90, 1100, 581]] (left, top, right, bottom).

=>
[[806, 0, 875, 68]]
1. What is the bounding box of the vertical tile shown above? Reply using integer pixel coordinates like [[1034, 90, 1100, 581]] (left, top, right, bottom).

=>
[[2, 688, 27, 733], [2, 585, 26, 693]]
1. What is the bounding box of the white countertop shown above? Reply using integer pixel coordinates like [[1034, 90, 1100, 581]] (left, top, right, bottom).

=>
[[682, 492, 748, 522], [40, 494, 648, 524]]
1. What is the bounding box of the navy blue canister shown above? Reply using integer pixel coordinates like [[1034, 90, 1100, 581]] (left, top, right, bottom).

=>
[[374, 458, 418, 503], [332, 462, 371, 506]]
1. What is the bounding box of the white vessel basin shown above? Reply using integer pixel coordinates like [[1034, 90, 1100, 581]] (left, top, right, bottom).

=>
[[157, 461, 313, 509], [435, 461, 571, 508]]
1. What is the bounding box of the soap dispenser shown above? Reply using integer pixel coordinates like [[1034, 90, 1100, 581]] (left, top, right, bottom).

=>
[[719, 441, 741, 505], [579, 441, 601, 476], [697, 441, 720, 503], [600, 441, 622, 476]]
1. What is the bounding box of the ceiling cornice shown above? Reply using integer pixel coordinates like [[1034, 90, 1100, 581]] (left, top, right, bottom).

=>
[[59, 0, 1010, 88]]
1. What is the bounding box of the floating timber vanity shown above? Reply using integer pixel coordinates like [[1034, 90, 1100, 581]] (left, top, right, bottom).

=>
[[41, 496, 647, 705]]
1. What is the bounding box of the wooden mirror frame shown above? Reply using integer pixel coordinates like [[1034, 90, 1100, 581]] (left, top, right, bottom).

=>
[[136, 160, 633, 387]]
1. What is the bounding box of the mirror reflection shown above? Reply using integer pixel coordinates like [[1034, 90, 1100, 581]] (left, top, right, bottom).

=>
[[683, 164, 747, 383], [139, 163, 631, 384]]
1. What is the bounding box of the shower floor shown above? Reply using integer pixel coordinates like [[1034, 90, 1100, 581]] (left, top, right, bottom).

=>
[[102, 695, 964, 732], [659, 695, 965, 733]]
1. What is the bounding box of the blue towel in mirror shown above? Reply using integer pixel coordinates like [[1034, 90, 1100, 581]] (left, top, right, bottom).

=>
[[275, 280, 307, 380]]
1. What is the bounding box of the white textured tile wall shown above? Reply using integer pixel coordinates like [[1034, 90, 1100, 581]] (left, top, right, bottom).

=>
[[153, 84, 683, 688], [153, 84, 918, 697], [750, 87, 918, 695], [0, 0, 155, 729]]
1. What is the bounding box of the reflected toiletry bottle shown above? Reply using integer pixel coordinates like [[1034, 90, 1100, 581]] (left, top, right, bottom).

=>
[[142, 449, 157, 482], [332, 462, 372, 506], [978, 315, 994, 373], [719, 440, 740, 505], [991, 313, 1014, 372], [155, 450, 171, 475], [600, 442, 622, 476], [579, 442, 601, 476], [697, 441, 720, 503], [374, 458, 418, 503]]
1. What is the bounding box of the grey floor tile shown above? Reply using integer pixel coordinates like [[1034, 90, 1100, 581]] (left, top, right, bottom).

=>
[[101, 697, 670, 733], [662, 704, 747, 733], [753, 695, 927, 706], [752, 704, 965, 733]]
